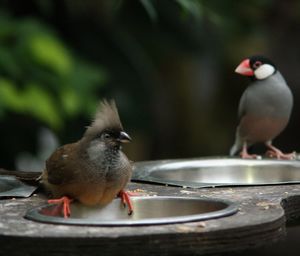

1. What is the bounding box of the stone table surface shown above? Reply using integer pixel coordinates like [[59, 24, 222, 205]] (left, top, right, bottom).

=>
[[1, 182, 300, 256]]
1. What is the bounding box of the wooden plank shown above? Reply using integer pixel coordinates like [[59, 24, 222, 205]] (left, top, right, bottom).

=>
[[1, 182, 300, 255]]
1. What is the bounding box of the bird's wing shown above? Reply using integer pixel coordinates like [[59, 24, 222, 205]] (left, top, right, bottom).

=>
[[237, 89, 249, 122], [230, 88, 250, 155], [45, 143, 79, 185]]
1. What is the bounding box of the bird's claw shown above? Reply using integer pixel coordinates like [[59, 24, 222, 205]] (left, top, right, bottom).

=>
[[240, 152, 261, 159], [48, 196, 73, 218], [239, 143, 262, 159], [265, 149, 296, 160], [118, 190, 134, 215]]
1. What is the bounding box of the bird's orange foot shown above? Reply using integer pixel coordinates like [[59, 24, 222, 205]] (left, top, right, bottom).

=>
[[265, 149, 296, 160], [48, 196, 73, 218], [118, 190, 134, 215]]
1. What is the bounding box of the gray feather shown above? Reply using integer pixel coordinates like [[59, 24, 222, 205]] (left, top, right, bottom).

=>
[[231, 71, 293, 154], [238, 72, 293, 120]]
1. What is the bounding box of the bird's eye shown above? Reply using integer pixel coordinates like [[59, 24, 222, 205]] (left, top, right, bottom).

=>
[[253, 61, 262, 69], [100, 132, 111, 139], [104, 133, 111, 139]]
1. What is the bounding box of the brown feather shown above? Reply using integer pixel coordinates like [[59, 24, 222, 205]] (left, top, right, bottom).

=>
[[41, 99, 132, 206], [84, 100, 123, 141]]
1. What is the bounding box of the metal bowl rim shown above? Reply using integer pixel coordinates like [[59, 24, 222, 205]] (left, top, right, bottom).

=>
[[24, 196, 238, 226], [132, 157, 300, 188]]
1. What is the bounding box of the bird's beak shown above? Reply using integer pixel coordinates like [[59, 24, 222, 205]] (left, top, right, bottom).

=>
[[118, 131, 132, 143], [235, 58, 254, 76]]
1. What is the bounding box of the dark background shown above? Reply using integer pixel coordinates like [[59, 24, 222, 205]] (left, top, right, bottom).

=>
[[0, 0, 299, 170]]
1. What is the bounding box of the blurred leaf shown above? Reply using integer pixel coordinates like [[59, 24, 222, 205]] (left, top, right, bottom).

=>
[[0, 13, 107, 129], [28, 34, 72, 76], [0, 78, 23, 111], [60, 87, 81, 117], [0, 49, 21, 78], [0, 13, 14, 39], [175, 0, 203, 18], [0, 79, 61, 128], [140, 0, 158, 21], [69, 60, 108, 91], [62, 60, 108, 116], [23, 83, 61, 129]]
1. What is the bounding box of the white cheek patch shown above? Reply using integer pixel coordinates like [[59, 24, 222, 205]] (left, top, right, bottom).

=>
[[254, 64, 275, 80], [87, 140, 106, 163]]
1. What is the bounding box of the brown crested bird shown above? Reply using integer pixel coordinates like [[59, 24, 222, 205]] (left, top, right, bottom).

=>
[[41, 100, 133, 218]]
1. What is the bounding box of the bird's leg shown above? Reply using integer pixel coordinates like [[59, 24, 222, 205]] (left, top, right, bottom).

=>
[[265, 143, 296, 160], [240, 142, 260, 159], [47, 196, 73, 218], [118, 190, 133, 215]]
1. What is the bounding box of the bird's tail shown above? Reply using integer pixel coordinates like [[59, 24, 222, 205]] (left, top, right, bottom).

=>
[[229, 144, 239, 156], [229, 130, 242, 156]]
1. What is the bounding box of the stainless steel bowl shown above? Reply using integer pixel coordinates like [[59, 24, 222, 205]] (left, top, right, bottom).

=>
[[0, 175, 37, 198], [132, 158, 300, 188], [25, 196, 238, 226]]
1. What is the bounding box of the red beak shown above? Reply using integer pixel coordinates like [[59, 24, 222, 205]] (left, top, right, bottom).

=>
[[235, 59, 254, 76]]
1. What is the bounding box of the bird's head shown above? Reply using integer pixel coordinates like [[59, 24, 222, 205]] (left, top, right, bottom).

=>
[[235, 55, 277, 80], [95, 129, 132, 148], [83, 100, 131, 151]]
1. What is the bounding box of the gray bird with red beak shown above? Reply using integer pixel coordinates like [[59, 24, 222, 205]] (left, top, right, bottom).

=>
[[230, 55, 295, 159]]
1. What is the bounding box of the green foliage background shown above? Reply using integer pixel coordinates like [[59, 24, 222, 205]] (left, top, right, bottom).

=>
[[0, 0, 299, 169], [0, 12, 107, 130]]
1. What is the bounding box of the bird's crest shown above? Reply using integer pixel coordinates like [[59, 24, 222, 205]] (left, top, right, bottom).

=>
[[84, 100, 123, 138]]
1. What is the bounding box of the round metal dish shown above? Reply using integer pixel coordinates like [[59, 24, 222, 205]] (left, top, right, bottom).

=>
[[132, 158, 300, 188], [25, 196, 238, 226]]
